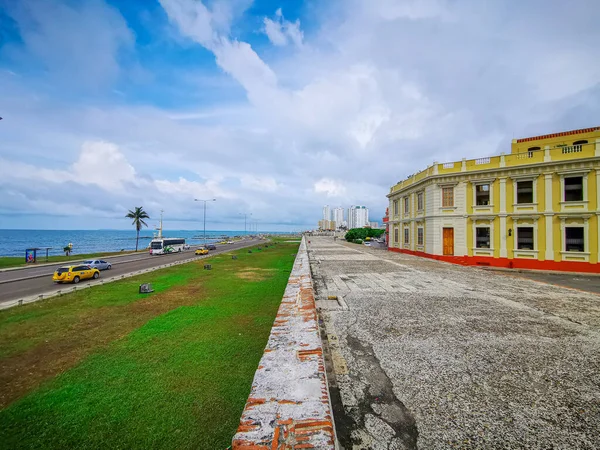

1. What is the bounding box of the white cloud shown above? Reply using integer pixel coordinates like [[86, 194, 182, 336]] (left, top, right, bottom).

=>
[[314, 178, 346, 198], [263, 8, 304, 47]]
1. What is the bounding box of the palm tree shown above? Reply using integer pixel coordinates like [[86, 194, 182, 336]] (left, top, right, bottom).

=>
[[125, 207, 150, 251]]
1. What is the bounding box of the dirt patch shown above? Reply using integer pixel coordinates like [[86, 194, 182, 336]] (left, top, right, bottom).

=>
[[0, 282, 204, 409], [236, 268, 276, 282]]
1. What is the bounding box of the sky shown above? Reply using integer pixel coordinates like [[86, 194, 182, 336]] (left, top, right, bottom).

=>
[[0, 0, 599, 231]]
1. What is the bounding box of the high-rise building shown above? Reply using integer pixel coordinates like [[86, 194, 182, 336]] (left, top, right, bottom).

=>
[[332, 207, 344, 229], [322, 205, 331, 221], [348, 206, 369, 229]]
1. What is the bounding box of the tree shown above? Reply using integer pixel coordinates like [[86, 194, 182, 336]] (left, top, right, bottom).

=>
[[125, 207, 150, 251]]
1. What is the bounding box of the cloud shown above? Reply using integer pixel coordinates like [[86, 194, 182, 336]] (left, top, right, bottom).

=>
[[1, 0, 134, 88], [263, 8, 303, 47], [2, 0, 600, 231], [314, 178, 346, 198]]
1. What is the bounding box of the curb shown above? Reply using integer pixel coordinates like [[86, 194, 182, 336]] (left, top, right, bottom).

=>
[[479, 266, 600, 277]]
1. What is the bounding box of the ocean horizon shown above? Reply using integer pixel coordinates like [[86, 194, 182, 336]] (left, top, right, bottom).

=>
[[0, 229, 292, 258]]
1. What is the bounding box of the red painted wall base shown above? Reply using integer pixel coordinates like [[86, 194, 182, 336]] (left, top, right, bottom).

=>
[[388, 247, 600, 274]]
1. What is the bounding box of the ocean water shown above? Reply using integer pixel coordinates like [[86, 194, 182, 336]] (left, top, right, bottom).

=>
[[0, 230, 272, 258]]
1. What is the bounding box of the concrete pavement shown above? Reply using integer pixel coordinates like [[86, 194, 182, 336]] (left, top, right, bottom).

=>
[[308, 236, 600, 449]]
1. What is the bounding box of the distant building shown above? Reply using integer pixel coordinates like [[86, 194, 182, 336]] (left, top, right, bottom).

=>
[[348, 206, 369, 229], [322, 205, 331, 221], [369, 221, 380, 229], [318, 219, 336, 231], [387, 126, 600, 273], [332, 207, 345, 229]]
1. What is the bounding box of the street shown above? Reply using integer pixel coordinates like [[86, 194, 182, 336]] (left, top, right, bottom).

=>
[[0, 239, 260, 307]]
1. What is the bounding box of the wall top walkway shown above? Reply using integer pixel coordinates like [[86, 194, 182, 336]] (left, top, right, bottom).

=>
[[232, 237, 336, 449]]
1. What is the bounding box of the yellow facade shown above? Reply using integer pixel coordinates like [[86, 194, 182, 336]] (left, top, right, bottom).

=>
[[388, 127, 600, 271]]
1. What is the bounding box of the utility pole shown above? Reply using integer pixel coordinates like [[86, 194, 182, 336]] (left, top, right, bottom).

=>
[[195, 199, 216, 245]]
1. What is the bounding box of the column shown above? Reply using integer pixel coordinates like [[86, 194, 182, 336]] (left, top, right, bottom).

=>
[[544, 173, 554, 261], [499, 177, 507, 258], [597, 169, 600, 263]]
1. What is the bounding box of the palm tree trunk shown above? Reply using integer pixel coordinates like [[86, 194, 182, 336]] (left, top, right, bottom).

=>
[[136, 228, 139, 252]]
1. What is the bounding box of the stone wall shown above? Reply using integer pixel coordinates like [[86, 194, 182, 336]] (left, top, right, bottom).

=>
[[231, 237, 336, 449]]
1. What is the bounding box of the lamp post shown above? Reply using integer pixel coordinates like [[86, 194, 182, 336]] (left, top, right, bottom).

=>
[[239, 212, 252, 236], [194, 198, 216, 245]]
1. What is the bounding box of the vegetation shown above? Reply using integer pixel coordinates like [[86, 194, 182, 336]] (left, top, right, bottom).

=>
[[125, 206, 150, 252], [0, 241, 299, 449], [344, 227, 384, 244]]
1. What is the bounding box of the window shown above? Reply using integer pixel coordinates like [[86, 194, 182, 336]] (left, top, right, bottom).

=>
[[565, 227, 584, 252], [404, 228, 409, 244], [475, 184, 490, 205], [517, 227, 534, 250], [476, 227, 490, 248], [564, 176, 583, 202], [516, 180, 533, 204], [393, 200, 398, 216], [573, 140, 588, 145], [404, 196, 409, 214], [394, 228, 399, 243], [442, 187, 454, 207], [417, 192, 424, 211], [417, 228, 424, 246], [527, 146, 541, 151]]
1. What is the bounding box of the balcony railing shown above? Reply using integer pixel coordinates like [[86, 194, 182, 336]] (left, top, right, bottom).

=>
[[390, 141, 597, 194]]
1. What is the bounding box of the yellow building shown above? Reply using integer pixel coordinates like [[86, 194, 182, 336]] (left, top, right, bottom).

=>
[[387, 126, 600, 273]]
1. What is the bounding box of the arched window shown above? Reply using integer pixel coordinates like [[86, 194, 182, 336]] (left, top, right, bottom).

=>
[[527, 146, 541, 151]]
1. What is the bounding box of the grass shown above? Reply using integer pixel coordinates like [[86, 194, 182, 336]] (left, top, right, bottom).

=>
[[0, 241, 298, 449], [0, 250, 148, 270]]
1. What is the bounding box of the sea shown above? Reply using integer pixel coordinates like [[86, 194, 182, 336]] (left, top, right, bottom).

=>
[[0, 230, 281, 258]]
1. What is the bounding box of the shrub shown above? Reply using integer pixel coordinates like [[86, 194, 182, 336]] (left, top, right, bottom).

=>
[[354, 239, 363, 244], [344, 228, 384, 242]]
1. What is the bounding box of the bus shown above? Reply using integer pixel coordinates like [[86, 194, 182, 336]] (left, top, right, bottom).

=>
[[149, 238, 186, 255]]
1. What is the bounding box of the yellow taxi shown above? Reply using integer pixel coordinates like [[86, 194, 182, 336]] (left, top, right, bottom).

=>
[[53, 265, 100, 284], [195, 247, 209, 255]]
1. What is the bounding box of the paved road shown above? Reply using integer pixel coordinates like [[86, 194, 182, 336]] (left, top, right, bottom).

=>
[[0, 239, 260, 306], [309, 237, 600, 449]]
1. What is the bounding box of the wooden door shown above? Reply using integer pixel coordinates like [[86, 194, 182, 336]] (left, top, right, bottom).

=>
[[443, 228, 454, 256]]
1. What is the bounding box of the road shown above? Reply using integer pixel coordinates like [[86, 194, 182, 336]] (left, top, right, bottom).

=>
[[0, 239, 261, 306]]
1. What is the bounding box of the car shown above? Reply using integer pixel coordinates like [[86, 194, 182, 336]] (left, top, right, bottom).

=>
[[226, 240, 234, 244], [195, 247, 209, 255], [206, 244, 217, 250], [183, 244, 190, 250], [82, 259, 112, 270], [53, 265, 100, 284]]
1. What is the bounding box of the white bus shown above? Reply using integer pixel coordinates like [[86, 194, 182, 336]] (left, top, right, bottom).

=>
[[149, 238, 186, 255]]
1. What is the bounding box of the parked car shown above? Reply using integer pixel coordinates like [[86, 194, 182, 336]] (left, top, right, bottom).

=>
[[82, 259, 112, 270], [226, 240, 234, 244], [53, 265, 100, 284], [195, 247, 209, 255], [206, 244, 217, 250], [183, 243, 190, 250]]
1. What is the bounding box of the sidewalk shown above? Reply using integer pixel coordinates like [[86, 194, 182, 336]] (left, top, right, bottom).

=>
[[309, 236, 600, 449]]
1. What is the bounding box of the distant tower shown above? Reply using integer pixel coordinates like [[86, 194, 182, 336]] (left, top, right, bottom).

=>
[[322, 205, 331, 221], [332, 207, 344, 229]]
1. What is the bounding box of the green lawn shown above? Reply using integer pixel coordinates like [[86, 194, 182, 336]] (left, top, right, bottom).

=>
[[0, 250, 148, 270], [0, 242, 298, 449]]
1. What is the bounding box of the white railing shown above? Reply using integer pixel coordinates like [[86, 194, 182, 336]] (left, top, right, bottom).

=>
[[517, 151, 534, 159], [561, 144, 582, 154], [475, 157, 491, 165]]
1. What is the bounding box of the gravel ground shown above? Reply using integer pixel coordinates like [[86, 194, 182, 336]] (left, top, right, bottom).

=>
[[308, 237, 600, 450]]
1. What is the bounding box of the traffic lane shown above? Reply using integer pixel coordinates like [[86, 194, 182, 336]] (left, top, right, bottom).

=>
[[0, 240, 259, 304], [0, 244, 216, 283], [0, 251, 157, 282]]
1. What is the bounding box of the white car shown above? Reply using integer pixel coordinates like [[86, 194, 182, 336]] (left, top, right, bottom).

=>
[[183, 244, 190, 250], [226, 240, 234, 244]]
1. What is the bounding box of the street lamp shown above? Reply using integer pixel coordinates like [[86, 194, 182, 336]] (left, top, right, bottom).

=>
[[239, 212, 252, 236], [194, 198, 216, 245]]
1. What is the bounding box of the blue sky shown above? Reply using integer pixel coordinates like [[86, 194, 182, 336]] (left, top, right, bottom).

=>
[[0, 0, 599, 231]]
